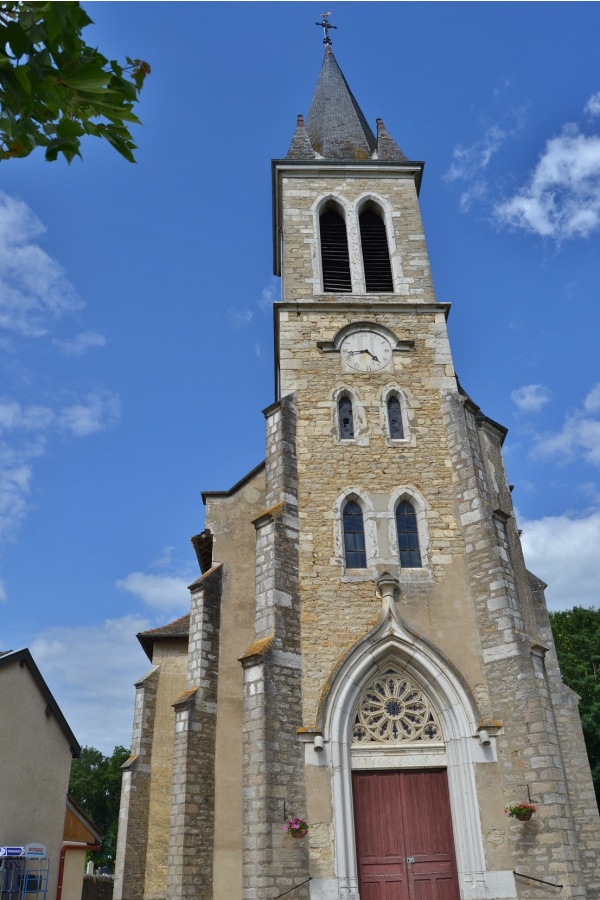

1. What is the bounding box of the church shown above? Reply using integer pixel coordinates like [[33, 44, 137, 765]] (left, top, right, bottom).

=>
[[113, 32, 600, 900]]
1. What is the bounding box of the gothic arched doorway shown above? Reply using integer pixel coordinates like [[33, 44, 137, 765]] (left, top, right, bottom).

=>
[[350, 669, 459, 899]]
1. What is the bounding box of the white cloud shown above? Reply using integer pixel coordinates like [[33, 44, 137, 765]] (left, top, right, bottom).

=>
[[533, 383, 600, 467], [29, 614, 152, 754], [57, 390, 121, 437], [0, 192, 83, 337], [0, 391, 121, 542], [116, 572, 191, 613], [584, 383, 600, 413], [495, 125, 600, 240], [445, 124, 509, 183], [520, 510, 600, 610], [228, 308, 254, 327], [0, 438, 45, 540], [259, 277, 280, 310], [53, 331, 106, 356], [511, 384, 551, 413], [444, 106, 528, 212], [584, 91, 600, 118]]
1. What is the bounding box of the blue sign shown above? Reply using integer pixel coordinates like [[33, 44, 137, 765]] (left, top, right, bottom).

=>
[[0, 847, 25, 857]]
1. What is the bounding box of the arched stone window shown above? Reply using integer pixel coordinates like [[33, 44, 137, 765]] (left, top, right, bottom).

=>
[[387, 394, 404, 440], [396, 500, 422, 568], [320, 207, 352, 293], [343, 500, 367, 569], [338, 394, 354, 440], [359, 206, 393, 293]]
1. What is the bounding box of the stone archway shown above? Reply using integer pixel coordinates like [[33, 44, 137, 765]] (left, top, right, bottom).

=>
[[316, 576, 517, 900]]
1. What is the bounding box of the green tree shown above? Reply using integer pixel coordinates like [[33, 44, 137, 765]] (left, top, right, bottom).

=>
[[68, 744, 131, 869], [0, 1, 149, 162], [550, 606, 600, 807]]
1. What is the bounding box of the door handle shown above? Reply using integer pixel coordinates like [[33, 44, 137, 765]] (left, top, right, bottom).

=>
[[406, 857, 415, 864]]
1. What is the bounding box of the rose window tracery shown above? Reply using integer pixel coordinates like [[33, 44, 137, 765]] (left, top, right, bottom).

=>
[[352, 670, 442, 744]]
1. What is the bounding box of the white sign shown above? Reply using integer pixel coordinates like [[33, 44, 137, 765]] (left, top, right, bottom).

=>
[[25, 843, 46, 858]]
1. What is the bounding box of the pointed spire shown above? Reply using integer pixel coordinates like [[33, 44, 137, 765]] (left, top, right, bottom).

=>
[[305, 47, 376, 160], [376, 118, 407, 161], [286, 114, 316, 160]]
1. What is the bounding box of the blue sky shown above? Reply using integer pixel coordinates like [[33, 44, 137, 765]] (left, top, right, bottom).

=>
[[2, 2, 600, 754]]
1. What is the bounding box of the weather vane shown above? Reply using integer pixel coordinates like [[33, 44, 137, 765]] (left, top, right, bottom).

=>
[[316, 12, 337, 45]]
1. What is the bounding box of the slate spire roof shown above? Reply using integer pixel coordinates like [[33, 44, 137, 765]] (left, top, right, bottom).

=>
[[287, 46, 407, 162]]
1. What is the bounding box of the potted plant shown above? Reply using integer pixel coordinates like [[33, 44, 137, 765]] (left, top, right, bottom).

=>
[[505, 802, 537, 822], [283, 817, 309, 838]]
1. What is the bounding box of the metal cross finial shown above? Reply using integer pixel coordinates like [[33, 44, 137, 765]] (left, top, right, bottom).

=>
[[316, 12, 337, 46]]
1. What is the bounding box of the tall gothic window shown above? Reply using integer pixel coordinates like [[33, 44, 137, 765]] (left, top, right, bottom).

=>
[[359, 208, 393, 293], [387, 394, 404, 439], [343, 500, 367, 569], [338, 395, 354, 440], [396, 500, 422, 568], [320, 208, 352, 293]]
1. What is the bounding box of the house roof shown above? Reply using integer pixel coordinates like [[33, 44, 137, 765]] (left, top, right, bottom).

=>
[[137, 613, 190, 662], [65, 795, 103, 844], [0, 648, 81, 757]]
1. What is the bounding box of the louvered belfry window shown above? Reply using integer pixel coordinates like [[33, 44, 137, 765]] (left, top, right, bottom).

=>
[[360, 208, 393, 293], [338, 395, 354, 439], [320, 209, 352, 293]]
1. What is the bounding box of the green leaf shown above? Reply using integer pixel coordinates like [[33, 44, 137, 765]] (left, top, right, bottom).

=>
[[0, 1, 149, 163], [5, 21, 31, 58], [55, 116, 84, 139], [61, 64, 111, 93], [12, 62, 31, 94], [44, 135, 81, 163]]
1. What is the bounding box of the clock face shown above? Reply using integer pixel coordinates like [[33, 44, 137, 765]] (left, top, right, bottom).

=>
[[341, 330, 393, 371]]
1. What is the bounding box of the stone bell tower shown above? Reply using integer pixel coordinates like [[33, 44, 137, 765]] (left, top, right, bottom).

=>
[[258, 38, 600, 900], [114, 29, 600, 900]]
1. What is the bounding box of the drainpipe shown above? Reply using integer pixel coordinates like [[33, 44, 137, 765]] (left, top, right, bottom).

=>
[[56, 842, 100, 900]]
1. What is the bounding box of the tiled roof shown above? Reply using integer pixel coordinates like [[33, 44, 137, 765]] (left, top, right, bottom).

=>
[[137, 613, 190, 661]]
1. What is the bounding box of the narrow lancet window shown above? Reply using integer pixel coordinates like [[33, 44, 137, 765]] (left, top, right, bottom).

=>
[[338, 395, 354, 440], [359, 208, 393, 293], [387, 395, 404, 439], [320, 209, 352, 293], [343, 500, 367, 569], [396, 500, 422, 568]]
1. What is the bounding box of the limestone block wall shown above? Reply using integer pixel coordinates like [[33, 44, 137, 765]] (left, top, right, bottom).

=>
[[167, 566, 222, 900], [143, 642, 188, 900], [206, 466, 266, 900], [114, 667, 159, 900], [276, 303, 487, 729], [448, 396, 590, 895], [240, 395, 309, 900], [532, 578, 600, 899]]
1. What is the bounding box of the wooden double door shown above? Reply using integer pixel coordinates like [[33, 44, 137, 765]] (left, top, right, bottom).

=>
[[352, 769, 460, 900]]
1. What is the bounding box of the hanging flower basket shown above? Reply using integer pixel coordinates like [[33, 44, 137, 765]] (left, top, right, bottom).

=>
[[284, 817, 309, 838], [506, 803, 536, 822]]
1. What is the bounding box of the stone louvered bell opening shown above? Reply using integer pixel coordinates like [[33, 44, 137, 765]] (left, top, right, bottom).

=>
[[320, 209, 352, 292], [360, 209, 393, 293]]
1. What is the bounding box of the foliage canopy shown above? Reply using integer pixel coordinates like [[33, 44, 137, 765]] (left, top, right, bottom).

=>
[[550, 606, 600, 806], [0, 1, 149, 162], [69, 744, 131, 868]]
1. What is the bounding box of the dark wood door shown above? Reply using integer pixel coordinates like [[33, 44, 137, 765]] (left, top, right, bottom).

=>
[[352, 769, 460, 900]]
